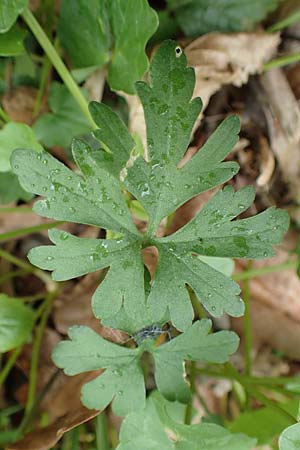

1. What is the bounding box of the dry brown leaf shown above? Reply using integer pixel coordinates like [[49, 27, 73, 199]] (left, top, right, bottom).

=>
[[260, 68, 300, 217], [256, 136, 275, 188], [232, 234, 300, 360], [2, 87, 38, 125], [84, 67, 106, 101], [125, 32, 280, 148], [7, 406, 99, 450], [185, 32, 279, 124]]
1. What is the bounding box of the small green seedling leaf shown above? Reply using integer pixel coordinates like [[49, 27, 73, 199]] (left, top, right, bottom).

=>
[[58, 0, 110, 68], [52, 320, 238, 413], [58, 0, 158, 93], [117, 392, 256, 450], [0, 24, 26, 56], [167, 0, 279, 36], [279, 423, 300, 450], [0, 172, 33, 204], [107, 0, 158, 93], [33, 82, 91, 148], [0, 294, 35, 352], [153, 319, 239, 402], [0, 122, 42, 172], [0, 0, 27, 33], [0, 122, 42, 204]]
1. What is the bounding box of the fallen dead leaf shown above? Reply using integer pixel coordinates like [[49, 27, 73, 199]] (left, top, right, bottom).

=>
[[125, 32, 280, 149], [232, 233, 300, 360], [256, 135, 275, 188], [7, 406, 99, 450], [2, 87, 38, 125], [260, 68, 300, 219]]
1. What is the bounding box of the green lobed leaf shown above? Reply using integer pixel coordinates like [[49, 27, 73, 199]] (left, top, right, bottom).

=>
[[0, 122, 42, 172], [0, 0, 27, 33], [52, 325, 145, 415], [167, 0, 279, 36], [28, 228, 147, 332], [0, 294, 35, 352], [52, 320, 239, 414], [117, 392, 256, 450], [12, 40, 289, 334], [33, 82, 92, 148], [147, 185, 289, 329], [107, 0, 158, 94], [89, 101, 135, 176], [12, 140, 137, 235], [279, 424, 300, 450], [153, 319, 239, 402], [58, 0, 158, 94], [0, 24, 26, 56], [124, 41, 240, 233]]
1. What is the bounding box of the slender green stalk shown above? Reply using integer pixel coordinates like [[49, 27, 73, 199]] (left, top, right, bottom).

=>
[[33, 55, 52, 117], [0, 206, 32, 213], [17, 368, 60, 437], [0, 105, 10, 123], [189, 288, 206, 319], [197, 364, 297, 424], [196, 367, 300, 387], [0, 247, 56, 291], [0, 346, 22, 387], [95, 412, 110, 450], [21, 8, 96, 129], [0, 220, 63, 243], [185, 361, 196, 425], [243, 262, 252, 379], [233, 260, 297, 281], [226, 364, 297, 424], [264, 53, 300, 71], [0, 269, 27, 286], [267, 11, 300, 32], [25, 290, 57, 414]]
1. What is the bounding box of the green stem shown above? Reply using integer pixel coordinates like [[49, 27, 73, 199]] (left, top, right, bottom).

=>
[[0, 220, 63, 243], [233, 260, 297, 281], [197, 365, 297, 425], [33, 55, 52, 117], [264, 53, 300, 71], [189, 288, 206, 319], [0, 247, 56, 291], [96, 412, 109, 450], [185, 361, 196, 425], [267, 11, 300, 32], [243, 262, 252, 379], [0, 106, 10, 123], [0, 269, 27, 286], [225, 364, 297, 424], [196, 367, 300, 387], [0, 346, 22, 387], [21, 8, 96, 129], [25, 290, 56, 415], [0, 206, 32, 213]]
